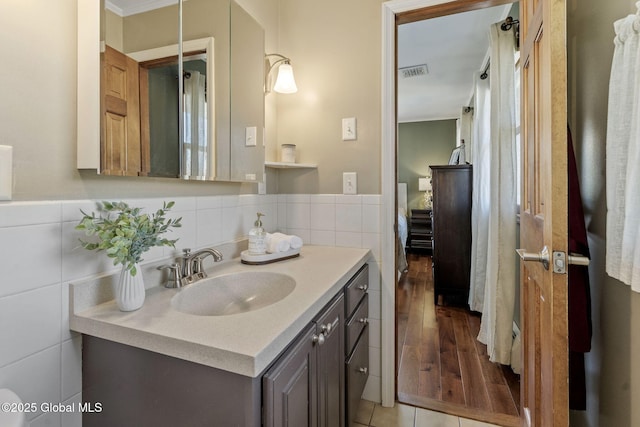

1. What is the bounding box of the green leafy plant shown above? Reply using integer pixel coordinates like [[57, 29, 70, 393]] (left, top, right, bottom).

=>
[[76, 201, 182, 276]]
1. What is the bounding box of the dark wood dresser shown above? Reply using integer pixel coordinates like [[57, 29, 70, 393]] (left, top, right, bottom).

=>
[[408, 209, 433, 252], [429, 165, 472, 305]]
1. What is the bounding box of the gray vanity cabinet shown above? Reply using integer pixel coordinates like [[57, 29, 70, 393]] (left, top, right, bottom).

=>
[[81, 264, 368, 427], [344, 265, 369, 427], [263, 293, 344, 427]]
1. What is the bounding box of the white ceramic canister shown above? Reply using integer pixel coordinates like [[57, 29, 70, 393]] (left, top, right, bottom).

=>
[[281, 144, 296, 163]]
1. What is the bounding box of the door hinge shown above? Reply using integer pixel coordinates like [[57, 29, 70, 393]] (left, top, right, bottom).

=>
[[552, 251, 590, 274]]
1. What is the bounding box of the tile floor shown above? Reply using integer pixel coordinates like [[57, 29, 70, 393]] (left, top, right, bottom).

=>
[[355, 400, 503, 427]]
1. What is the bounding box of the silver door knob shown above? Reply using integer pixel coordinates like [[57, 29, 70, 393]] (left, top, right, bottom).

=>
[[516, 246, 550, 270]]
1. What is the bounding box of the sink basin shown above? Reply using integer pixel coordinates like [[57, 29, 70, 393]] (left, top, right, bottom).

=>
[[171, 271, 296, 316]]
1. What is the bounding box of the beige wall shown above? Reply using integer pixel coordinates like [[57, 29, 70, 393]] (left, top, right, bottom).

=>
[[568, 0, 640, 425], [274, 0, 383, 194], [398, 120, 456, 210], [105, 9, 123, 51]]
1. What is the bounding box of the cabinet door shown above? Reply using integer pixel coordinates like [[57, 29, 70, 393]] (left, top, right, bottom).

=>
[[317, 295, 345, 427], [263, 324, 318, 427]]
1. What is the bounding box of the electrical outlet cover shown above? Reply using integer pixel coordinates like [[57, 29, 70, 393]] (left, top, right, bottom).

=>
[[343, 172, 357, 195]]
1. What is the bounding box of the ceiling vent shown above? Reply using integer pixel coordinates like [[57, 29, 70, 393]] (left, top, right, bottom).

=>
[[399, 64, 429, 78]]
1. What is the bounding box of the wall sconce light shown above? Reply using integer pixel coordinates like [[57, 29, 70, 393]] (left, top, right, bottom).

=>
[[265, 53, 298, 94]]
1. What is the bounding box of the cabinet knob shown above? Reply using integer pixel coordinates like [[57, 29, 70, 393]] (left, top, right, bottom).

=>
[[358, 367, 368, 375], [357, 284, 368, 292], [358, 317, 369, 325], [312, 333, 325, 346]]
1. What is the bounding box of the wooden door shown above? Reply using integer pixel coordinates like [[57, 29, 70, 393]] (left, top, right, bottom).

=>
[[101, 45, 142, 176], [519, 0, 569, 425]]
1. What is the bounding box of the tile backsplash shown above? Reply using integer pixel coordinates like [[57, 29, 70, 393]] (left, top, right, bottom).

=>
[[0, 194, 382, 426]]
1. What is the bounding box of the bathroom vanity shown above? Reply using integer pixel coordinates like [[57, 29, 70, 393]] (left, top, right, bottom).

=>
[[70, 246, 371, 427]]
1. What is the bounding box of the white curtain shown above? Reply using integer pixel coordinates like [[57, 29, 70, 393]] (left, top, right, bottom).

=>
[[182, 70, 208, 179], [475, 23, 518, 365], [469, 72, 491, 312], [606, 5, 640, 292]]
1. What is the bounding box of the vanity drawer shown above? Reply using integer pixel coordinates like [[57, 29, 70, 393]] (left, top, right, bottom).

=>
[[345, 294, 368, 357], [345, 264, 369, 317], [345, 327, 369, 427]]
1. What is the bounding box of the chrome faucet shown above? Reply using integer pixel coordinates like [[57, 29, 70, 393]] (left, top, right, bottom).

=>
[[158, 248, 224, 288], [181, 248, 224, 281]]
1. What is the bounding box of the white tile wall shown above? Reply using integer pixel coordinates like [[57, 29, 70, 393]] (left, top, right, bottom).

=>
[[277, 194, 383, 403], [0, 193, 383, 425]]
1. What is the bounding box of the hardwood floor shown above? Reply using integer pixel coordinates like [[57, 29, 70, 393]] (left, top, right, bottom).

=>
[[396, 253, 521, 427]]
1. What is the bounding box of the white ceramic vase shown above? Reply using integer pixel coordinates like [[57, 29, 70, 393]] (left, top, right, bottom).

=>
[[116, 265, 145, 311]]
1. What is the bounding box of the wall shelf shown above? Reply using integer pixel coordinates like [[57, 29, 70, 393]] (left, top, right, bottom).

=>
[[265, 161, 317, 169]]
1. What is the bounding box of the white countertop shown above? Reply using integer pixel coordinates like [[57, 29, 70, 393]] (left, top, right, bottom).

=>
[[69, 245, 371, 378]]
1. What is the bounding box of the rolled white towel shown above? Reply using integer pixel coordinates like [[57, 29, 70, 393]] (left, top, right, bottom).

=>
[[271, 232, 304, 250], [265, 232, 291, 253], [288, 234, 303, 249]]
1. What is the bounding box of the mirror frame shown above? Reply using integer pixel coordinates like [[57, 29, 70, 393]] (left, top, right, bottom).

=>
[[77, 0, 101, 170]]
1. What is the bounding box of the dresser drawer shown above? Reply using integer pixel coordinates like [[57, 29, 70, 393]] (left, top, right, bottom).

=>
[[345, 294, 368, 357], [345, 264, 369, 317]]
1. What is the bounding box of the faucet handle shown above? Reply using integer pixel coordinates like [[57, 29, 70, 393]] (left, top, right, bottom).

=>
[[182, 248, 192, 257], [157, 263, 184, 288], [192, 257, 208, 280]]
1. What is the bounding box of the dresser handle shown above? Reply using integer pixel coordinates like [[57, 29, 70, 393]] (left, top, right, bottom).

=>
[[357, 284, 368, 292], [358, 317, 369, 325], [358, 367, 368, 375]]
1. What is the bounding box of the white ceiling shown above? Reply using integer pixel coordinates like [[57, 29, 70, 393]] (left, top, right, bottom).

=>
[[397, 4, 513, 123], [109, 1, 513, 124], [106, 0, 178, 17]]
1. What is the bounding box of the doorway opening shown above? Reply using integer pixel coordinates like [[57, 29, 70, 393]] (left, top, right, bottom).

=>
[[391, 1, 521, 425]]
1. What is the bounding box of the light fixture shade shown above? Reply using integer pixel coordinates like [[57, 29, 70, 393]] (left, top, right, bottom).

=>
[[418, 177, 430, 191], [273, 63, 298, 94]]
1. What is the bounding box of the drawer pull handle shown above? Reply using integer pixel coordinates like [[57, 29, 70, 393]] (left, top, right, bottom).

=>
[[358, 317, 369, 325], [321, 317, 339, 337], [357, 284, 368, 292], [358, 367, 368, 375]]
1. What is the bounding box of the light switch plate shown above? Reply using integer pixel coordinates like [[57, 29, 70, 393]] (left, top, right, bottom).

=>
[[0, 145, 12, 201], [343, 172, 357, 195], [342, 117, 357, 141], [245, 126, 257, 146]]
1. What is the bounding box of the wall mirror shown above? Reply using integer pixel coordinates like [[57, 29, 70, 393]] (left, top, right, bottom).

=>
[[77, 0, 264, 182]]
